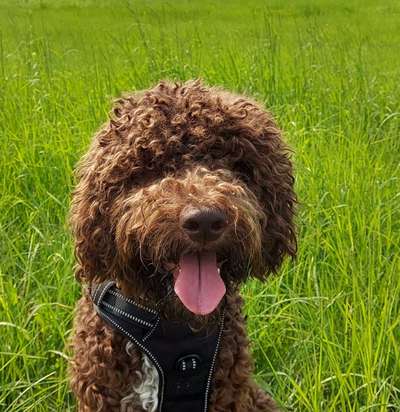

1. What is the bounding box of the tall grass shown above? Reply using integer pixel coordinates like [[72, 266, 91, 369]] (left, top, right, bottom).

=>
[[0, 0, 399, 410]]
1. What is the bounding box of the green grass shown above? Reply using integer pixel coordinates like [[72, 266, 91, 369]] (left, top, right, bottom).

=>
[[1, 0, 399, 410]]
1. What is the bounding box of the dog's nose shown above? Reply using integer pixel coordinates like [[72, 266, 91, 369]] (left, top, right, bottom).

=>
[[180, 208, 228, 243]]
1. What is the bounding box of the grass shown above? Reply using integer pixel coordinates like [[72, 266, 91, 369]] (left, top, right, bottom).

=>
[[0, 0, 399, 410]]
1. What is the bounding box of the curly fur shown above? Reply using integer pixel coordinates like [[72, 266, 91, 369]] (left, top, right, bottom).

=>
[[122, 349, 158, 412], [69, 80, 296, 411]]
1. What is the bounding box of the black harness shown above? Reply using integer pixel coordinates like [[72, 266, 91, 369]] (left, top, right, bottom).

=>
[[91, 281, 224, 412]]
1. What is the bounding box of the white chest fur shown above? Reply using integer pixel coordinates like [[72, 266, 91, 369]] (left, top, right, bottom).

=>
[[121, 342, 159, 412]]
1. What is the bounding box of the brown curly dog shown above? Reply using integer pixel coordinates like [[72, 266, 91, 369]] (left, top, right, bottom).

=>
[[69, 80, 296, 412]]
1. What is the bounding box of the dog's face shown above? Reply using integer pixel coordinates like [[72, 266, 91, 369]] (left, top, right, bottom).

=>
[[71, 80, 296, 318], [115, 166, 264, 316]]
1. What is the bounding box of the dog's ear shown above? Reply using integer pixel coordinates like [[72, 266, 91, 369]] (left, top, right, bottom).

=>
[[259, 132, 297, 277], [231, 103, 297, 279], [254, 115, 297, 278], [70, 124, 118, 284]]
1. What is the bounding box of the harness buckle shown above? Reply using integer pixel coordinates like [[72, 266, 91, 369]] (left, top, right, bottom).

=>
[[176, 354, 202, 374]]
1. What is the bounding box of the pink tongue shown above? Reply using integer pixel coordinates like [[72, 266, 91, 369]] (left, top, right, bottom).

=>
[[174, 251, 226, 315]]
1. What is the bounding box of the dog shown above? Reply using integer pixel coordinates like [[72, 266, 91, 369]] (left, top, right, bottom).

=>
[[69, 80, 296, 412]]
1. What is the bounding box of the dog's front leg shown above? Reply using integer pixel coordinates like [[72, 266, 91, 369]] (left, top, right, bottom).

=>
[[69, 294, 146, 412]]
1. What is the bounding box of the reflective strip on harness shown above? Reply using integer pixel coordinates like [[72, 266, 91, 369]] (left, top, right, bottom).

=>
[[90, 281, 224, 412]]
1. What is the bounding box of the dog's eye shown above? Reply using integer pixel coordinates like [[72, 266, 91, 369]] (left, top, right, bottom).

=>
[[234, 161, 253, 184]]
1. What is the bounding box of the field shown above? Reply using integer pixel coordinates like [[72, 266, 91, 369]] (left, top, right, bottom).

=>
[[1, 0, 399, 410]]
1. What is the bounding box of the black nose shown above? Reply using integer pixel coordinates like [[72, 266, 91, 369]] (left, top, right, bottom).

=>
[[180, 208, 228, 243]]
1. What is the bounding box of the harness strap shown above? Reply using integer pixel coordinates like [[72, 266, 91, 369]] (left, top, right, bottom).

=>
[[90, 281, 224, 412]]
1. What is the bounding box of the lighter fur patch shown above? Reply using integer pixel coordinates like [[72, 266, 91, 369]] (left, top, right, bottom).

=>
[[121, 342, 159, 412]]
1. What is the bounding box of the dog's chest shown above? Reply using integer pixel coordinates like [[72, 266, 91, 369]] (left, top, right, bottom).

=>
[[92, 282, 224, 412]]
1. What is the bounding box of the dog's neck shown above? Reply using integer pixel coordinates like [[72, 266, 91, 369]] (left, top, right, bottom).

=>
[[117, 281, 167, 311], [115, 278, 226, 330]]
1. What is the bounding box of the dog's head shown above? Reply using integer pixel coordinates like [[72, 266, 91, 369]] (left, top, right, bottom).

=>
[[71, 80, 296, 318]]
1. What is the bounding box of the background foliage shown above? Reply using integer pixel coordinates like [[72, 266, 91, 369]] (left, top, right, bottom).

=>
[[0, 0, 399, 410]]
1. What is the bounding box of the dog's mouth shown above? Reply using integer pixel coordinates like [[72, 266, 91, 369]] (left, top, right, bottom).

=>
[[173, 251, 226, 316]]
